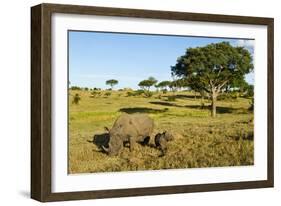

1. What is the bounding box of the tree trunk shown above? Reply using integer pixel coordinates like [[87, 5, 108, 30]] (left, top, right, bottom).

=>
[[211, 91, 217, 117], [200, 92, 204, 109]]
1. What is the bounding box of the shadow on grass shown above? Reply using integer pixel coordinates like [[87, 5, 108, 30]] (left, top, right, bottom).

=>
[[150, 101, 245, 114], [172, 94, 199, 99], [163, 94, 208, 99], [150, 101, 179, 107], [119, 107, 168, 114]]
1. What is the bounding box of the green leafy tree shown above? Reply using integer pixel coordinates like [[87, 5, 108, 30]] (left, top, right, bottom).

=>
[[105, 79, 118, 90], [72, 93, 81, 105], [71, 86, 81, 91], [171, 42, 253, 117], [154, 84, 160, 92], [169, 78, 189, 92], [138, 77, 158, 91], [157, 81, 171, 91], [230, 78, 254, 97], [168, 80, 178, 92], [245, 84, 254, 97]]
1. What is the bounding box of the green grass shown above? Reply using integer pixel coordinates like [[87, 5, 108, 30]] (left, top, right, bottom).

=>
[[69, 90, 254, 174]]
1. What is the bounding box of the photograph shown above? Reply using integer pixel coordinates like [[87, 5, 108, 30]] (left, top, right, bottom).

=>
[[68, 31, 255, 174]]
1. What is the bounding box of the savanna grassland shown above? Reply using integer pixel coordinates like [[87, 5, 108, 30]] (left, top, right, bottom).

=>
[[68, 89, 254, 174]]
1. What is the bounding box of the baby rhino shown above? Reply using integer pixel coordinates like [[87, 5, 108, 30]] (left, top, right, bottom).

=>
[[154, 131, 174, 156]]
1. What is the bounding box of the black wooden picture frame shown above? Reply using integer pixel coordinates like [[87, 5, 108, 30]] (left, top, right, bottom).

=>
[[31, 3, 274, 202]]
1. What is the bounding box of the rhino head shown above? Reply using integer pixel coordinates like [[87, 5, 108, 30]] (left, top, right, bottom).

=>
[[101, 127, 122, 156], [163, 131, 174, 141]]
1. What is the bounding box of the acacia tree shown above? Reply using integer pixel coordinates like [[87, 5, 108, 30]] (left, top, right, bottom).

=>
[[169, 80, 178, 92], [171, 78, 189, 91], [105, 79, 118, 90], [138, 77, 158, 91], [171, 42, 253, 117], [157, 80, 171, 91]]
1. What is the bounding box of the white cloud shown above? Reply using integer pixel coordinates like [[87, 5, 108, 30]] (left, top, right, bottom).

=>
[[233, 39, 255, 54], [236, 39, 255, 48]]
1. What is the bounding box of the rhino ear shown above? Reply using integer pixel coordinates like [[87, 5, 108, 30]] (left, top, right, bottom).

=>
[[104, 127, 110, 132]]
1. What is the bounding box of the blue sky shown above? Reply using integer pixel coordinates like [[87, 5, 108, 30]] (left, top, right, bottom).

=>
[[69, 31, 254, 90]]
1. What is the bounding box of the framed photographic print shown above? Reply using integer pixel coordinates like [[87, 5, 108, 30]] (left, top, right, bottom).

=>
[[31, 3, 274, 202]]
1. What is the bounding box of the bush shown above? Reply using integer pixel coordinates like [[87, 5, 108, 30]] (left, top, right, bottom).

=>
[[127, 90, 145, 97], [217, 92, 240, 101], [231, 92, 239, 99], [104, 92, 111, 97], [167, 96, 176, 101], [126, 91, 134, 97], [72, 93, 81, 105], [90, 91, 100, 98], [249, 98, 254, 111], [71, 86, 81, 90], [144, 91, 153, 98], [156, 94, 162, 99]]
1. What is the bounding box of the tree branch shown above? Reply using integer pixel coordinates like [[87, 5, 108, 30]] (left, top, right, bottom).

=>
[[218, 80, 229, 91]]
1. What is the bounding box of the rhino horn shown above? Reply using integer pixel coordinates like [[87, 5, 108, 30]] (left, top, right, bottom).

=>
[[101, 145, 109, 153]]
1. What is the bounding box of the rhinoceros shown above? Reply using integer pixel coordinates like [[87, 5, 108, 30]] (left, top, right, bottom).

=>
[[102, 113, 154, 156], [154, 131, 174, 156]]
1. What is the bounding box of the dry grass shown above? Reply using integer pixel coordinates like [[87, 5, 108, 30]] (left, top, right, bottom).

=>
[[68, 90, 254, 174]]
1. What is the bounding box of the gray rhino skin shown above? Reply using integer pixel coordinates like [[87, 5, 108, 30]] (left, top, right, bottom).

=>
[[102, 113, 154, 156], [155, 131, 174, 156]]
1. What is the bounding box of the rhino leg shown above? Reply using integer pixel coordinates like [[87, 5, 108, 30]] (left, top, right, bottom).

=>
[[129, 137, 136, 152], [159, 138, 167, 156], [141, 136, 150, 146]]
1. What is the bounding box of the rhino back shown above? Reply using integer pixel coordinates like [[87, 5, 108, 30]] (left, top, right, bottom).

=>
[[111, 114, 154, 137], [130, 114, 154, 136]]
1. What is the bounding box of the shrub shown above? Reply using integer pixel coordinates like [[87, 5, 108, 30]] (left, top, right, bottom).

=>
[[167, 96, 176, 101], [249, 98, 254, 111], [231, 92, 239, 99], [217, 92, 240, 101], [135, 90, 145, 96], [126, 91, 135, 97], [72, 93, 81, 105], [144, 91, 153, 98], [156, 94, 162, 99], [90, 91, 100, 98], [104, 92, 111, 97], [127, 90, 145, 97], [71, 86, 81, 90]]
